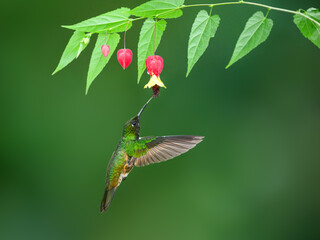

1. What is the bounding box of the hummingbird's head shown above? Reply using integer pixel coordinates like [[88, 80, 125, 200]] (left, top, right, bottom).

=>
[[123, 97, 153, 139], [123, 115, 141, 139]]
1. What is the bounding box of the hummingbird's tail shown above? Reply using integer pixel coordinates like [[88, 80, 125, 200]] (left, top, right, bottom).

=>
[[100, 187, 116, 213]]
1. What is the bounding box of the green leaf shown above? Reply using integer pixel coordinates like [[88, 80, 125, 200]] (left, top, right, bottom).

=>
[[226, 11, 273, 69], [294, 8, 320, 49], [109, 20, 132, 34], [52, 31, 91, 75], [63, 8, 131, 33], [131, 0, 184, 19], [86, 33, 120, 94], [187, 10, 220, 77], [137, 18, 167, 83], [305, 8, 320, 21]]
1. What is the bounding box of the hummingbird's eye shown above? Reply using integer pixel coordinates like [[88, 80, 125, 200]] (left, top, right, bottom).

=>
[[131, 121, 137, 127]]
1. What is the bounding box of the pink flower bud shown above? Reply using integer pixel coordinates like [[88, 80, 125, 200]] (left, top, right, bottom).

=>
[[146, 55, 163, 77], [101, 45, 110, 58], [117, 49, 133, 69]]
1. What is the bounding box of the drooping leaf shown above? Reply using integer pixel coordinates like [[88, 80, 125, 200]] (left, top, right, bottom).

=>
[[226, 11, 273, 69], [53, 31, 91, 75], [131, 0, 184, 19], [63, 8, 131, 33], [294, 8, 320, 49], [137, 18, 167, 83], [187, 10, 220, 77], [86, 33, 120, 94]]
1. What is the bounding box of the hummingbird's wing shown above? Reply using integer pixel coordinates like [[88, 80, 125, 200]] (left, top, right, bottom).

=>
[[130, 135, 204, 167]]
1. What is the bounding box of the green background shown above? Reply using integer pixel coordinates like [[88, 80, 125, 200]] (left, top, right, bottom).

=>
[[1, 0, 319, 239]]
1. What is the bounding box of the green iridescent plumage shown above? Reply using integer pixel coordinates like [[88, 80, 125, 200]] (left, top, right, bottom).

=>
[[126, 137, 156, 157], [100, 97, 204, 213]]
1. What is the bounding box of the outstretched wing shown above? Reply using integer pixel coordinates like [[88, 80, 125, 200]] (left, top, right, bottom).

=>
[[130, 135, 204, 167]]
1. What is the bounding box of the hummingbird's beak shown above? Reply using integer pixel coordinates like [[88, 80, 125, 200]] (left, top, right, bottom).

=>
[[138, 96, 153, 118]]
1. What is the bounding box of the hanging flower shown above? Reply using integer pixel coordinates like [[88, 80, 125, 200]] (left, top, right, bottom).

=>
[[101, 45, 110, 58], [117, 49, 133, 69], [144, 55, 166, 97]]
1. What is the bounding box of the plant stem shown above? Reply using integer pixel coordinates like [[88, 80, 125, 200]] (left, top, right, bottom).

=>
[[209, 5, 213, 16], [131, 1, 320, 28], [153, 19, 157, 55], [131, 17, 145, 22], [181, 1, 320, 27], [104, 32, 108, 44], [123, 21, 130, 49]]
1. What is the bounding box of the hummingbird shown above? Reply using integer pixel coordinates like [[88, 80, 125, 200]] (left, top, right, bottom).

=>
[[100, 97, 204, 213]]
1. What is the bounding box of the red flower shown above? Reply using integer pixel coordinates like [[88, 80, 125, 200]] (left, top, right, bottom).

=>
[[145, 55, 166, 97], [146, 55, 163, 77], [117, 49, 133, 69]]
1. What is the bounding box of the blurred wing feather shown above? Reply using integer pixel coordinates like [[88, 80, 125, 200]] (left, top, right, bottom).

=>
[[131, 136, 204, 167]]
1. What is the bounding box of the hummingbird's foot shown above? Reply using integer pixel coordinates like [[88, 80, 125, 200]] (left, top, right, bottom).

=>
[[123, 163, 133, 172], [121, 164, 133, 182], [123, 163, 128, 170]]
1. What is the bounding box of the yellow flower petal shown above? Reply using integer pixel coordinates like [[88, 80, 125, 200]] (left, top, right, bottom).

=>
[[144, 75, 166, 88]]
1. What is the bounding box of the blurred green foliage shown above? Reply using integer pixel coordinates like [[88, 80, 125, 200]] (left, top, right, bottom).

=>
[[1, 0, 319, 240]]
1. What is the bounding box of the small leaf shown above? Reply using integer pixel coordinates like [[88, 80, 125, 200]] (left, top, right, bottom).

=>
[[86, 33, 120, 94], [63, 8, 131, 33], [53, 31, 90, 75], [131, 0, 184, 19], [294, 8, 320, 49], [187, 10, 220, 77], [226, 11, 273, 69], [137, 18, 167, 83], [76, 35, 91, 58]]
